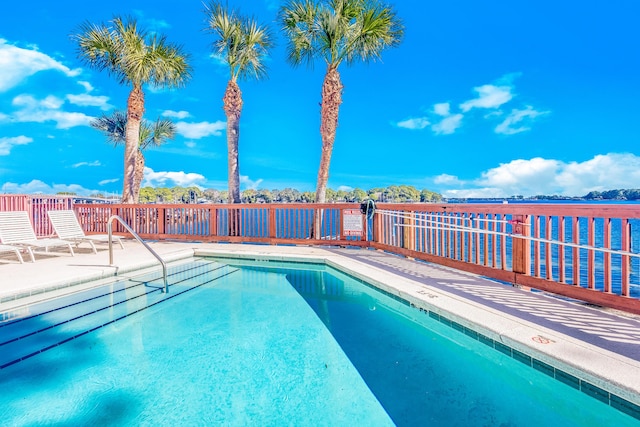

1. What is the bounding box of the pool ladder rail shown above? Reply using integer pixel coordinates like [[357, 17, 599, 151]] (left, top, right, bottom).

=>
[[107, 215, 169, 293]]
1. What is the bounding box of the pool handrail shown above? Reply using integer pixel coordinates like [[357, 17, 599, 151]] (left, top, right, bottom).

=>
[[107, 214, 168, 293]]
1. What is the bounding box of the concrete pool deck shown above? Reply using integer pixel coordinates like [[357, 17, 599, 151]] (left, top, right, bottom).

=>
[[1, 240, 639, 417]]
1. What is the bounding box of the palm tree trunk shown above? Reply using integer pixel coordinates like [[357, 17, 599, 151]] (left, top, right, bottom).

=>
[[223, 80, 243, 204], [123, 85, 144, 203], [223, 79, 243, 236], [313, 65, 343, 238], [133, 149, 145, 202], [315, 65, 343, 203]]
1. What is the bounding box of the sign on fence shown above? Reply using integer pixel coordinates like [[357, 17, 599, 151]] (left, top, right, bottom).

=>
[[343, 209, 363, 236]]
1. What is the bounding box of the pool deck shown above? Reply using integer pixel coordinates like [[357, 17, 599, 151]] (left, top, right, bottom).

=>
[[1, 240, 639, 414]]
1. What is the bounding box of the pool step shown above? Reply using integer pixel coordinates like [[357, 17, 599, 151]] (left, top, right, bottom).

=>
[[0, 260, 237, 369]]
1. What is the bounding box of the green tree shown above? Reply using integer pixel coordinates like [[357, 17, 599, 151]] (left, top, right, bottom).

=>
[[279, 0, 403, 204], [90, 111, 176, 202], [242, 189, 258, 203], [205, 2, 274, 204], [156, 187, 173, 203], [139, 187, 157, 203], [74, 17, 191, 203], [351, 188, 367, 202], [420, 189, 443, 203]]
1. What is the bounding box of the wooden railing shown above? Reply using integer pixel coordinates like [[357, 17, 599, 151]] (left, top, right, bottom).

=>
[[0, 194, 73, 236], [1, 195, 639, 314], [74, 203, 369, 246]]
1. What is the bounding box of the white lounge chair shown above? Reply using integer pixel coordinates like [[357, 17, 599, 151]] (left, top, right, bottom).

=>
[[47, 210, 124, 254], [0, 211, 75, 262], [0, 243, 24, 263]]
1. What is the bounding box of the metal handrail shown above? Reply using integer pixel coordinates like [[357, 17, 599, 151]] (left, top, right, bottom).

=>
[[107, 214, 169, 293]]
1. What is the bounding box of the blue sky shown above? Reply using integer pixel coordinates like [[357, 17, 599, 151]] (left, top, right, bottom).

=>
[[1, 0, 639, 199]]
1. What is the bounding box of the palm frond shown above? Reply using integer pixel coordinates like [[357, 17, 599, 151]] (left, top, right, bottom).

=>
[[279, 0, 319, 68], [279, 0, 403, 69], [89, 111, 127, 146], [140, 118, 177, 150], [73, 16, 192, 89], [91, 111, 175, 150], [205, 1, 274, 81]]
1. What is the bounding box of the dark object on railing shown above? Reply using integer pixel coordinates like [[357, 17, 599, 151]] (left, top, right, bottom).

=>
[[360, 199, 376, 220]]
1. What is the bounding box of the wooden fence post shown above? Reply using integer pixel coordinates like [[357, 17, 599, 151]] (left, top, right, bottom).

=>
[[403, 211, 416, 251], [512, 214, 530, 274]]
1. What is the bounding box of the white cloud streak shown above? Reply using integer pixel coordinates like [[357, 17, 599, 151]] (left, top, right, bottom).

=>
[[10, 94, 93, 128], [240, 175, 264, 190], [142, 167, 206, 188], [99, 178, 119, 185], [0, 135, 33, 155], [175, 121, 226, 139], [396, 117, 430, 130], [495, 106, 549, 135], [0, 179, 96, 196], [72, 161, 101, 168], [162, 110, 191, 119], [396, 75, 548, 136], [432, 113, 463, 135], [0, 39, 80, 92], [459, 84, 513, 112], [66, 93, 112, 110]]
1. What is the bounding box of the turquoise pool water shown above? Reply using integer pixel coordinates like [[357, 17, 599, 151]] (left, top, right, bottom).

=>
[[0, 258, 637, 426]]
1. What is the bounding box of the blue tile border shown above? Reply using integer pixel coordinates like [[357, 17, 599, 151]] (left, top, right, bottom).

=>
[[416, 307, 640, 422]]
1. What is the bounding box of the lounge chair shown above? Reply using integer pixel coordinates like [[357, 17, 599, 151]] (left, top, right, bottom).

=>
[[0, 211, 75, 262], [0, 243, 24, 263], [47, 210, 124, 254]]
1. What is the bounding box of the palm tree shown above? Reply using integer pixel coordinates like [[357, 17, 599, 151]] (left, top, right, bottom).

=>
[[279, 0, 404, 206], [205, 2, 274, 204], [74, 17, 191, 203], [90, 111, 177, 202]]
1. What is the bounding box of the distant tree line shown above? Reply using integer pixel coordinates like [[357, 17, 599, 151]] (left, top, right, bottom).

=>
[[95, 185, 444, 204], [583, 189, 640, 201]]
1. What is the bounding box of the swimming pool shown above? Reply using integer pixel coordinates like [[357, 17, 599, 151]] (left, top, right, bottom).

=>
[[0, 257, 637, 426]]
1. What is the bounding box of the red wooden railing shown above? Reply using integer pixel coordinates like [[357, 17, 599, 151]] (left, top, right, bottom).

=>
[[1, 195, 639, 314], [0, 194, 73, 236], [371, 203, 640, 314]]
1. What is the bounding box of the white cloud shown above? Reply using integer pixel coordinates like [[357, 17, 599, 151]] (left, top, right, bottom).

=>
[[184, 141, 196, 148], [460, 84, 513, 112], [396, 74, 550, 136], [162, 110, 191, 119], [99, 178, 119, 185], [432, 114, 463, 135], [66, 93, 112, 110], [142, 167, 206, 187], [240, 175, 263, 190], [495, 106, 549, 135], [78, 81, 94, 92], [337, 185, 354, 192], [556, 153, 640, 195], [0, 179, 96, 196], [209, 53, 228, 68], [0, 135, 33, 155], [435, 153, 640, 198], [433, 103, 451, 116], [434, 174, 463, 185], [10, 94, 93, 128], [396, 117, 430, 130], [72, 161, 101, 168], [0, 39, 81, 92], [175, 121, 226, 139]]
